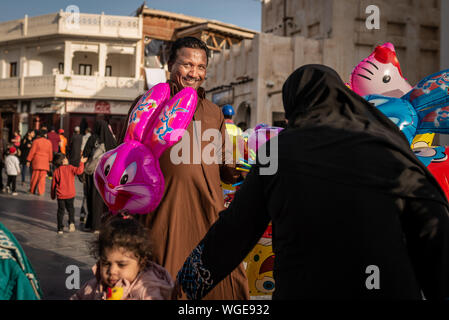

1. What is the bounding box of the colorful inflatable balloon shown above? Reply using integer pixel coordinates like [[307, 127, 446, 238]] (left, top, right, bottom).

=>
[[403, 69, 449, 134], [427, 146, 449, 200], [244, 224, 275, 297], [364, 69, 449, 201], [247, 124, 283, 163], [365, 69, 449, 138], [94, 83, 198, 214], [365, 95, 418, 145], [350, 42, 413, 98]]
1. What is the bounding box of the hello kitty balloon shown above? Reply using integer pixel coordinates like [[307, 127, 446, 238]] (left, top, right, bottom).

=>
[[350, 42, 413, 98], [94, 83, 197, 214]]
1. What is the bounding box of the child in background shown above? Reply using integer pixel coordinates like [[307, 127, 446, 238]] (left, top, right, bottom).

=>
[[70, 213, 173, 300], [5, 147, 21, 196], [58, 129, 67, 155], [11, 131, 21, 148], [51, 153, 86, 234]]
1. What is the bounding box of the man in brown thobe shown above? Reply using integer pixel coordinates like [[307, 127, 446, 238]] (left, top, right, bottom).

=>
[[141, 37, 249, 300]]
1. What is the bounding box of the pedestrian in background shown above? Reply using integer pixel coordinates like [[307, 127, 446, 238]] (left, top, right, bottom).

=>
[[59, 129, 67, 155], [70, 214, 173, 300], [83, 120, 116, 233], [46, 127, 60, 178], [5, 147, 20, 196], [19, 130, 34, 185], [79, 126, 92, 223], [51, 153, 86, 234], [81, 127, 91, 154], [11, 130, 21, 149], [0, 138, 5, 192], [27, 129, 53, 196], [68, 126, 82, 166]]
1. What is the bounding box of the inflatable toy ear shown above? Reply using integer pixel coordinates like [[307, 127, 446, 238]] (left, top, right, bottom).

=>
[[350, 42, 412, 98], [124, 83, 170, 144], [364, 94, 418, 145], [402, 69, 449, 134], [144, 87, 198, 159]]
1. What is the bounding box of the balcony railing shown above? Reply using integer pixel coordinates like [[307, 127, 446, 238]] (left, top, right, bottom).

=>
[[0, 12, 142, 43], [0, 78, 19, 97], [0, 75, 145, 100]]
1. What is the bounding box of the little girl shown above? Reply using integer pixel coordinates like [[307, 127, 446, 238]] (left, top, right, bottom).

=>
[[70, 213, 174, 300]]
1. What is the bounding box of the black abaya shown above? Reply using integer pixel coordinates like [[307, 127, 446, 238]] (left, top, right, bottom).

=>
[[83, 120, 116, 231], [176, 65, 449, 300]]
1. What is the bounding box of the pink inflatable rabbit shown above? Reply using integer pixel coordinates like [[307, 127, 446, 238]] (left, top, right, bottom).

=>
[[94, 83, 198, 214]]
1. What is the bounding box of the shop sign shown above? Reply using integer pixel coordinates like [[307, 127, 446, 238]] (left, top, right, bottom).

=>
[[66, 100, 130, 115], [95, 101, 111, 114]]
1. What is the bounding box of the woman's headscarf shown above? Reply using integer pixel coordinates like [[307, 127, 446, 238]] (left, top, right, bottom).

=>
[[280, 64, 448, 205], [94, 120, 117, 152]]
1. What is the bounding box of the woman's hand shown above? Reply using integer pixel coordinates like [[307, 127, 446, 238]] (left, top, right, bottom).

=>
[[171, 280, 182, 300]]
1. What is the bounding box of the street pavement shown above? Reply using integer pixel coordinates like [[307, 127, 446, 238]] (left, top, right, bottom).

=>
[[0, 175, 97, 300]]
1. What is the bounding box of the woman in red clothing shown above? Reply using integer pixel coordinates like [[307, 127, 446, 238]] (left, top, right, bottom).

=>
[[51, 153, 87, 234], [26, 130, 53, 195]]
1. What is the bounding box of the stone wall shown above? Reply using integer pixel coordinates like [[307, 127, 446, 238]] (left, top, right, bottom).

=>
[[262, 0, 441, 85], [205, 33, 323, 126]]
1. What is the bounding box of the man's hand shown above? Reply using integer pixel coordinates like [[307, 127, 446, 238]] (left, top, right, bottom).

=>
[[81, 156, 88, 163]]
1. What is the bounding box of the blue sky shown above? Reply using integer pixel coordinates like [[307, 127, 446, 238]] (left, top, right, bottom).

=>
[[0, 0, 262, 31]]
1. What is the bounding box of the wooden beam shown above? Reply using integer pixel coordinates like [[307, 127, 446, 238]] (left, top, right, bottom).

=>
[[211, 34, 219, 50]]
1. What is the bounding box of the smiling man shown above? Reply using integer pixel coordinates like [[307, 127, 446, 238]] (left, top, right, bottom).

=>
[[168, 38, 207, 90], [141, 37, 249, 300]]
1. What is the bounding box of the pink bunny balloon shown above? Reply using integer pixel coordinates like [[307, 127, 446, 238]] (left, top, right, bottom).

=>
[[350, 42, 413, 98], [94, 83, 198, 214]]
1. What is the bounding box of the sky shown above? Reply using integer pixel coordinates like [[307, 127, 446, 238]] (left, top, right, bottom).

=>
[[0, 0, 262, 31]]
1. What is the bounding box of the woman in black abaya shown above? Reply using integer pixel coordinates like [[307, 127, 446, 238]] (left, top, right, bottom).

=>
[[176, 65, 449, 300], [83, 120, 116, 232]]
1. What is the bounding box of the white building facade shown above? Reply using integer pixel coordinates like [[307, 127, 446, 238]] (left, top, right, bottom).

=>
[[0, 10, 145, 141]]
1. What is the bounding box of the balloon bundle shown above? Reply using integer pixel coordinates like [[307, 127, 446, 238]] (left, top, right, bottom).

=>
[[233, 124, 283, 188], [350, 42, 449, 199]]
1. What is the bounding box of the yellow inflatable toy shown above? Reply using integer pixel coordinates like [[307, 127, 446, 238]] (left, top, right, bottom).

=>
[[243, 224, 275, 298]]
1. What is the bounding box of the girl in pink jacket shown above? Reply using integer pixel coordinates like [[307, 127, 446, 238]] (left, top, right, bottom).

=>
[[71, 213, 173, 300]]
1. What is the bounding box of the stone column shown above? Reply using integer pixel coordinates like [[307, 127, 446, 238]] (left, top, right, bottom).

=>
[[135, 41, 142, 79], [0, 57, 6, 78], [64, 41, 73, 76], [19, 46, 26, 96], [98, 43, 107, 77]]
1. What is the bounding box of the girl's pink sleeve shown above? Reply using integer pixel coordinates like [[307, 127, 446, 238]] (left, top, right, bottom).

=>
[[69, 278, 101, 300]]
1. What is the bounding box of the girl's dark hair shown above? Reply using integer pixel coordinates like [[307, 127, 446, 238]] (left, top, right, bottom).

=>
[[52, 152, 66, 168], [90, 214, 153, 269]]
